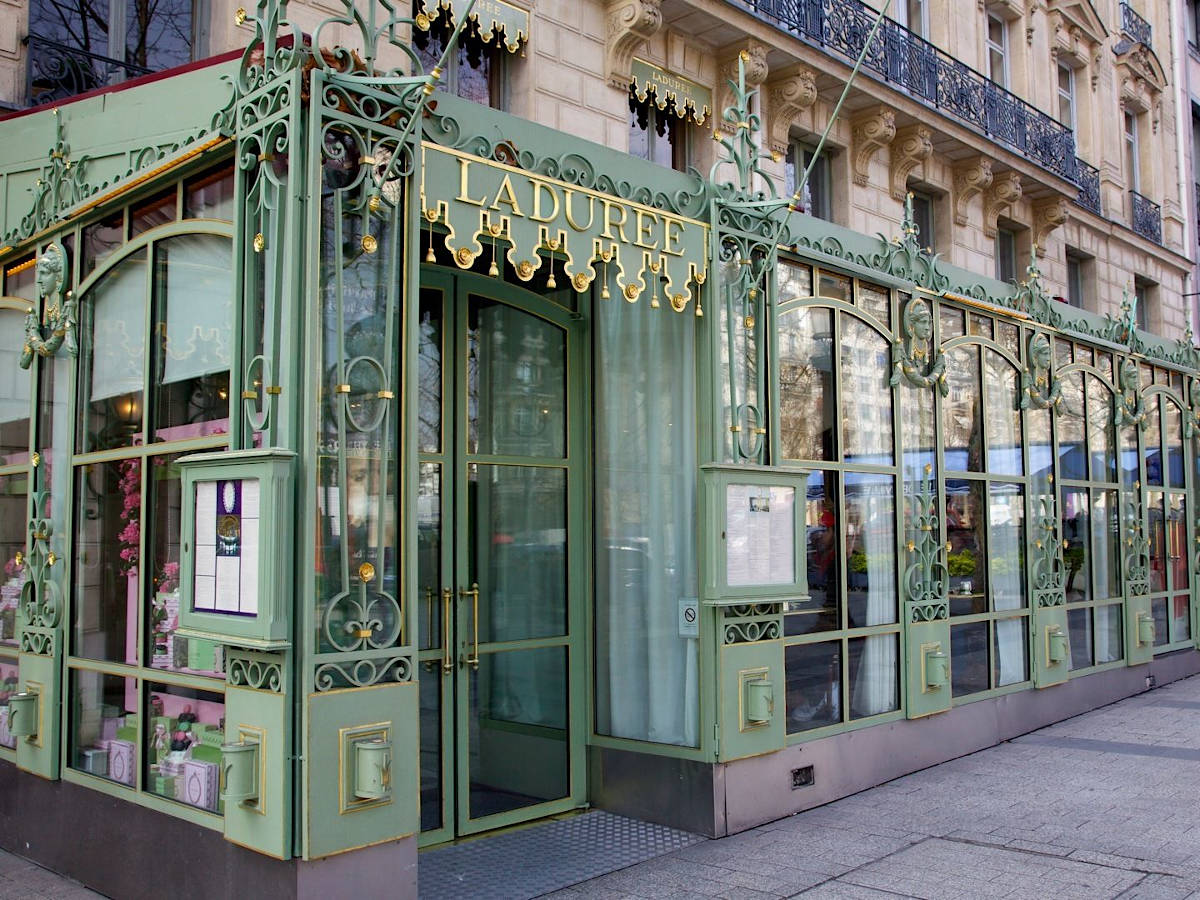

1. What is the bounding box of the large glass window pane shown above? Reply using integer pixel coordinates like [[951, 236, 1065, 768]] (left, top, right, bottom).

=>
[[417, 463, 442, 653], [1086, 378, 1116, 483], [946, 480, 986, 616], [0, 659, 18, 747], [778, 306, 834, 462], [943, 346, 982, 473], [152, 235, 233, 440], [1068, 607, 1093, 670], [985, 351, 1022, 475], [124, 0, 193, 70], [70, 669, 137, 787], [0, 310, 31, 465], [789, 470, 840, 635], [900, 383, 936, 482], [184, 165, 235, 222], [1169, 495, 1189, 592], [1057, 373, 1086, 481], [1062, 488, 1090, 605], [993, 617, 1028, 686], [74, 459, 140, 664], [1165, 401, 1185, 488], [594, 294, 697, 747], [841, 317, 893, 466], [1093, 490, 1122, 600], [1152, 597, 1169, 647], [78, 250, 147, 453], [1096, 603, 1123, 663], [951, 622, 989, 697], [848, 634, 898, 719], [468, 297, 566, 459], [0, 474, 26, 648], [1148, 490, 1166, 593], [1145, 395, 1162, 486], [990, 484, 1025, 611], [144, 682, 224, 813], [845, 474, 897, 627], [785, 641, 841, 732], [418, 290, 444, 454]]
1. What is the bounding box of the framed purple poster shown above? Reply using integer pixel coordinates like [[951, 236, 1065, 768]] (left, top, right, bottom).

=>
[[192, 478, 260, 617]]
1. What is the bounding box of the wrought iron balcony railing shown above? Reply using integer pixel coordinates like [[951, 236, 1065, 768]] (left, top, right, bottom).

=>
[[23, 34, 151, 109], [739, 0, 1079, 183], [1120, 2, 1152, 47], [1130, 190, 1162, 244], [1075, 159, 1101, 215]]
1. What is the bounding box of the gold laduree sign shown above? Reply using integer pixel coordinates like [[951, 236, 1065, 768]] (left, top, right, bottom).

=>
[[420, 143, 709, 313], [417, 0, 528, 53]]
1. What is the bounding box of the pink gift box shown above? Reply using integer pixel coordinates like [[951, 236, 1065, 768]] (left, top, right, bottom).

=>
[[182, 759, 220, 811], [107, 739, 135, 785]]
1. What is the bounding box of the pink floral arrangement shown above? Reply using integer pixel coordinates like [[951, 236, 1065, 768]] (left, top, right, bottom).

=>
[[2, 557, 22, 580], [157, 560, 180, 594], [118, 459, 140, 574]]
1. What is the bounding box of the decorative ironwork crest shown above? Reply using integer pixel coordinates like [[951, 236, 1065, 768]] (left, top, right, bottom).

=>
[[903, 466, 949, 622], [891, 295, 947, 395], [1122, 482, 1150, 596], [227, 648, 285, 691], [867, 193, 949, 294], [1186, 376, 1200, 440], [6, 110, 94, 247], [18, 243, 77, 369], [1020, 332, 1064, 413]]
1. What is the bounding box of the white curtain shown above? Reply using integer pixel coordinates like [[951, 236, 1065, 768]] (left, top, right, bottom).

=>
[[0, 311, 30, 428], [90, 254, 147, 401], [595, 279, 699, 748], [161, 235, 233, 385]]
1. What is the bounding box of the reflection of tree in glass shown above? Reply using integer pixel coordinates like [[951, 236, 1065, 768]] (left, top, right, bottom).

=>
[[30, 0, 193, 70]]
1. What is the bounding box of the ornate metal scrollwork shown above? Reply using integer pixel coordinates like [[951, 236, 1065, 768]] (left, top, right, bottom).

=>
[[868, 193, 949, 294], [227, 649, 285, 691], [19, 243, 77, 370], [1031, 494, 1065, 607], [722, 603, 781, 644], [322, 568, 402, 654], [903, 466, 949, 623], [1122, 483, 1150, 596], [19, 466, 61, 657], [314, 656, 411, 690], [890, 295, 947, 395], [1020, 333, 1064, 413]]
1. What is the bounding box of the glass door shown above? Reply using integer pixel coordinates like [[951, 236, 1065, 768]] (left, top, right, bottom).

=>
[[417, 270, 582, 843]]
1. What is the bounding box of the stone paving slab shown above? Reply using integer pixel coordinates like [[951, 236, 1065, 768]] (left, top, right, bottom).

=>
[[549, 674, 1200, 899]]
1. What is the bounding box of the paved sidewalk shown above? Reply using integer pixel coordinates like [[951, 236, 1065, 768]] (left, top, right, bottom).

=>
[[0, 847, 102, 899], [550, 674, 1200, 900]]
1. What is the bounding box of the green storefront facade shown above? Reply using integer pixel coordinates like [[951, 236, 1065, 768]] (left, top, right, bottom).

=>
[[0, 2, 1198, 895]]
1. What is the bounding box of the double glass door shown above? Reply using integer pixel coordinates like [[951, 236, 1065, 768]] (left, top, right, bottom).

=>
[[417, 269, 583, 844]]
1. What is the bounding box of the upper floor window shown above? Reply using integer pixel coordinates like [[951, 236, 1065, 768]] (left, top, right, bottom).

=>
[[995, 227, 1017, 283], [1189, 0, 1200, 47], [26, 0, 195, 106], [1057, 63, 1076, 130], [1124, 111, 1140, 192], [986, 14, 1009, 88], [628, 96, 690, 172], [1134, 279, 1153, 332], [413, 16, 508, 110], [1065, 249, 1086, 308], [910, 190, 935, 253], [785, 142, 833, 222], [899, 0, 928, 37]]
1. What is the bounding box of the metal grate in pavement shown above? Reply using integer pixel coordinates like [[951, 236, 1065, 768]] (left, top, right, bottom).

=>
[[418, 811, 703, 899]]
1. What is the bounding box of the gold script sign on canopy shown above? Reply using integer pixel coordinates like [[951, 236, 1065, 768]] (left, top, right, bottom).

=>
[[421, 143, 709, 313]]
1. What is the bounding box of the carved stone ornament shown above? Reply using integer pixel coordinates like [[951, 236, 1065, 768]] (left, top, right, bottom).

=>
[[890, 125, 933, 201], [890, 296, 948, 395], [606, 0, 664, 89], [1116, 356, 1147, 429], [851, 106, 896, 187], [766, 67, 817, 155], [1020, 332, 1064, 412], [1186, 377, 1200, 440], [19, 243, 77, 370], [984, 170, 1023, 238], [1033, 196, 1069, 247], [953, 156, 994, 226]]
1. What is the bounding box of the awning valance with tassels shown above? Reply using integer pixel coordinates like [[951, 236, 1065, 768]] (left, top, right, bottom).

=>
[[630, 59, 712, 126], [418, 0, 528, 54], [420, 143, 709, 314]]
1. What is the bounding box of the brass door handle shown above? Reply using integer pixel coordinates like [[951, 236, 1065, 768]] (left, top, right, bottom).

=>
[[459, 583, 480, 670], [441, 588, 453, 674]]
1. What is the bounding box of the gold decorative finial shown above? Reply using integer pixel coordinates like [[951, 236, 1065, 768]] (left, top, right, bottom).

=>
[[359, 562, 376, 583]]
